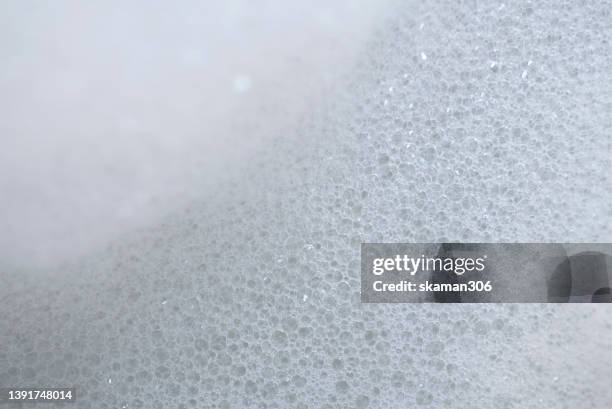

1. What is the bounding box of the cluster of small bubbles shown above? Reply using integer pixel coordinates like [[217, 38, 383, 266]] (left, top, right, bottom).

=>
[[2, 0, 612, 408]]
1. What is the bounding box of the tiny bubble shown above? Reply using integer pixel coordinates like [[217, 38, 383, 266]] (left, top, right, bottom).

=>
[[232, 75, 252, 93]]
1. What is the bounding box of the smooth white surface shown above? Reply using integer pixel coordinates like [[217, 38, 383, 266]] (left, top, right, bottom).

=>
[[0, 0, 388, 268]]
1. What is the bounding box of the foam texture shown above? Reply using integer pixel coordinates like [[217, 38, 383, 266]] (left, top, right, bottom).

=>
[[2, 1, 612, 408]]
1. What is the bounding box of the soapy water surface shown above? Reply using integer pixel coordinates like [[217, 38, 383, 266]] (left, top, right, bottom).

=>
[[1, 1, 612, 408]]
